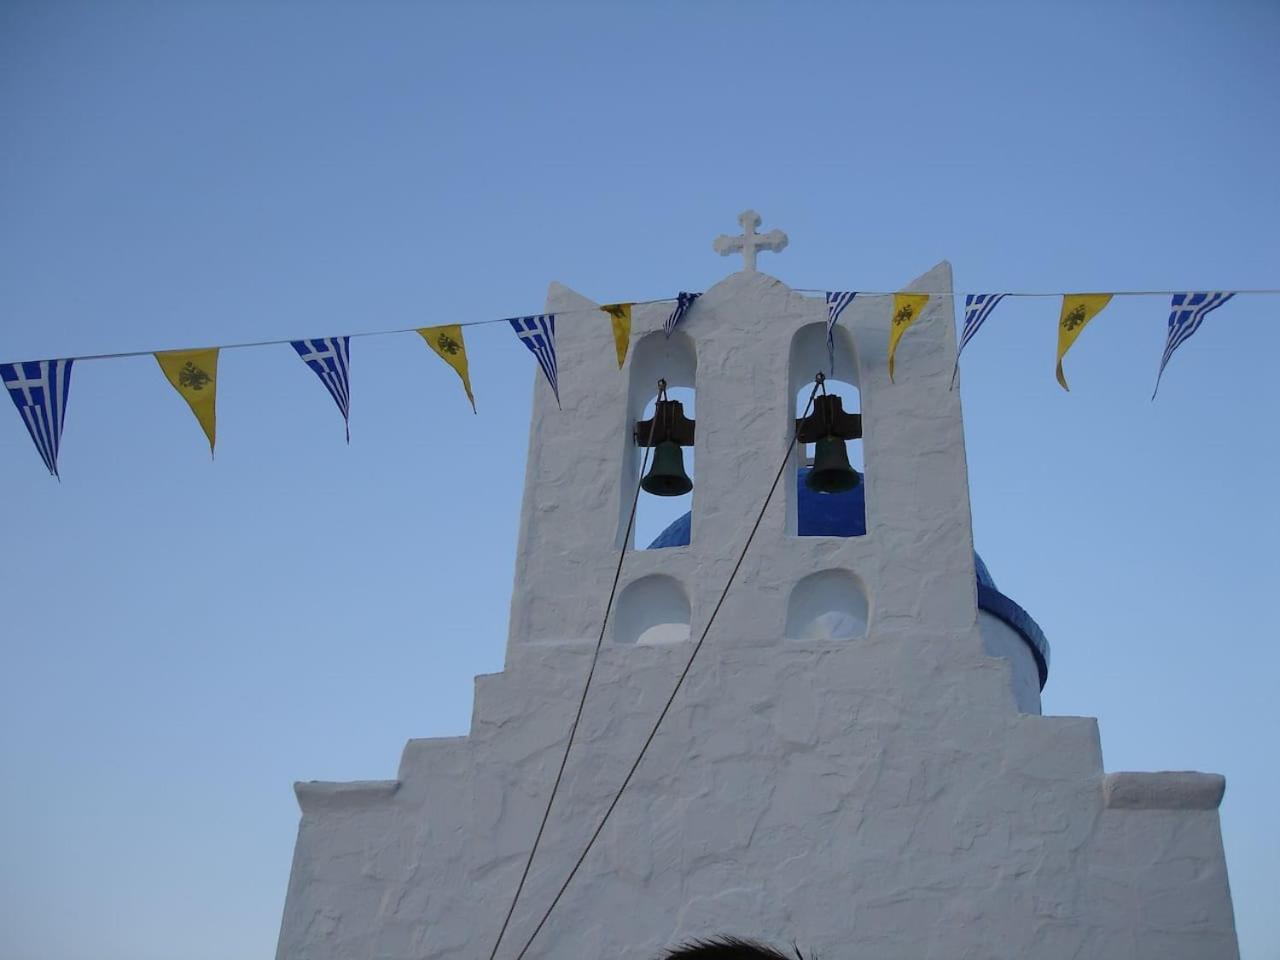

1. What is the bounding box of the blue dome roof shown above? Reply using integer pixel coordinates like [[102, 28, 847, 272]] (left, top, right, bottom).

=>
[[647, 468, 1050, 688]]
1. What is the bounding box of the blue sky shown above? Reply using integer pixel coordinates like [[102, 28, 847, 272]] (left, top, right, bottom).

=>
[[1, 2, 1277, 958]]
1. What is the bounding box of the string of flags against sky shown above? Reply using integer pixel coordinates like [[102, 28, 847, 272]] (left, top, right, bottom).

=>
[[0, 286, 1269, 478]]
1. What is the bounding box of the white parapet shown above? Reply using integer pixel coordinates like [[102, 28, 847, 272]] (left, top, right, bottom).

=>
[[1105, 772, 1227, 810]]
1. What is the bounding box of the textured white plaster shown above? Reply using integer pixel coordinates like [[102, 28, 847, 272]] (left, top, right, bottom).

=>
[[276, 262, 1238, 960], [1105, 772, 1226, 810], [294, 780, 400, 813]]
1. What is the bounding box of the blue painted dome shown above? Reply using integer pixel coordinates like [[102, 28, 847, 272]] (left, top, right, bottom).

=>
[[647, 467, 1050, 688]]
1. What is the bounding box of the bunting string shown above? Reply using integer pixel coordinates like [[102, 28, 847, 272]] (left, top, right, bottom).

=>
[[4, 285, 1278, 476], [6, 288, 1279, 367]]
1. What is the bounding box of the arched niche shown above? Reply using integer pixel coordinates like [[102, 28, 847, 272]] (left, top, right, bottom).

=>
[[788, 319, 859, 399], [613, 574, 692, 646], [622, 330, 697, 550], [787, 321, 863, 537], [784, 569, 869, 642]]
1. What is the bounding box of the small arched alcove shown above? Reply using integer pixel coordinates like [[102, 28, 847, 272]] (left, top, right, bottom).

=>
[[624, 330, 697, 550], [613, 574, 692, 645], [785, 569, 869, 642], [788, 321, 864, 537]]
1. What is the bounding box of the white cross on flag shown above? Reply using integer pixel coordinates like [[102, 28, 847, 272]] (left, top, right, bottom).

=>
[[951, 293, 1008, 387], [509, 315, 560, 407], [1152, 292, 1235, 399], [291, 337, 351, 441], [2, 358, 74, 477]]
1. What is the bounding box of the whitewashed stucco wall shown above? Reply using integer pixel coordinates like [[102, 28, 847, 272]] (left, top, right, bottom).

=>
[[276, 265, 1237, 960]]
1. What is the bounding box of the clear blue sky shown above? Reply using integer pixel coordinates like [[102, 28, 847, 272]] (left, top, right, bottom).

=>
[[1, 2, 1276, 958]]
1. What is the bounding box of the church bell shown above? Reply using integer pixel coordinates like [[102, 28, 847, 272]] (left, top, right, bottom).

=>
[[641, 440, 693, 497], [635, 380, 696, 498], [797, 377, 863, 495], [807, 436, 860, 493]]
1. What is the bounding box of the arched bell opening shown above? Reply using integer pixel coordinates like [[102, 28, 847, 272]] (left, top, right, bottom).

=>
[[622, 330, 697, 551], [784, 569, 869, 642], [787, 321, 865, 537], [613, 574, 692, 646]]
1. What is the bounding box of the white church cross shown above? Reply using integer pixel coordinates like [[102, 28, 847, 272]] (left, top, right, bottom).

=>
[[712, 209, 789, 273]]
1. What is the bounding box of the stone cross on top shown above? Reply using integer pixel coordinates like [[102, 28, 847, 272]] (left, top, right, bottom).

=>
[[713, 209, 788, 273]]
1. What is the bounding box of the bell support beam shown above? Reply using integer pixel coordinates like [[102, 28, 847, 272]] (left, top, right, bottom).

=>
[[634, 399, 696, 448], [796, 393, 862, 443]]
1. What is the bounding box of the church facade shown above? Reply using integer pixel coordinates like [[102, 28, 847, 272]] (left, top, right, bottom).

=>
[[275, 224, 1238, 959]]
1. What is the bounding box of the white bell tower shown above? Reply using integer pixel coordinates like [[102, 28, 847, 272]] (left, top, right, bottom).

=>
[[277, 214, 1238, 960], [509, 211, 974, 657]]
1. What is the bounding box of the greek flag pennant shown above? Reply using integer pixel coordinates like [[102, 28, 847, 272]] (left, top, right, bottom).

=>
[[2, 358, 74, 477], [509, 314, 560, 407], [825, 292, 857, 374], [951, 293, 1008, 386], [665, 292, 700, 337], [1152, 292, 1235, 399], [291, 336, 352, 440]]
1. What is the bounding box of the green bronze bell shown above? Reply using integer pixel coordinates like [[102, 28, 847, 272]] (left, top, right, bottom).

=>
[[806, 436, 861, 494], [641, 440, 693, 497]]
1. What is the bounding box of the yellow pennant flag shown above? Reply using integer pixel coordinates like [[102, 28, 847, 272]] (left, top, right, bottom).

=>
[[418, 325, 476, 412], [155, 348, 219, 456], [887, 293, 930, 383], [1055, 294, 1114, 391], [600, 303, 633, 369]]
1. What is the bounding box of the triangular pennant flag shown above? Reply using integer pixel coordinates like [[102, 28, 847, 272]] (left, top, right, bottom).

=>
[[1152, 292, 1235, 400], [418, 325, 476, 413], [2, 358, 74, 477], [665, 292, 700, 337], [156, 348, 219, 455], [1055, 294, 1113, 391], [825, 292, 857, 375], [887, 293, 930, 383], [951, 293, 1008, 387], [291, 337, 351, 440], [509, 314, 559, 408], [600, 303, 633, 369]]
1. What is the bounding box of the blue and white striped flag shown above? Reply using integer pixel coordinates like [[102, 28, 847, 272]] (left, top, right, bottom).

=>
[[291, 336, 351, 441], [825, 291, 857, 374], [2, 358, 74, 478], [958, 294, 1007, 357], [510, 314, 560, 407], [665, 292, 700, 337], [1152, 292, 1235, 399], [951, 293, 1007, 386]]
